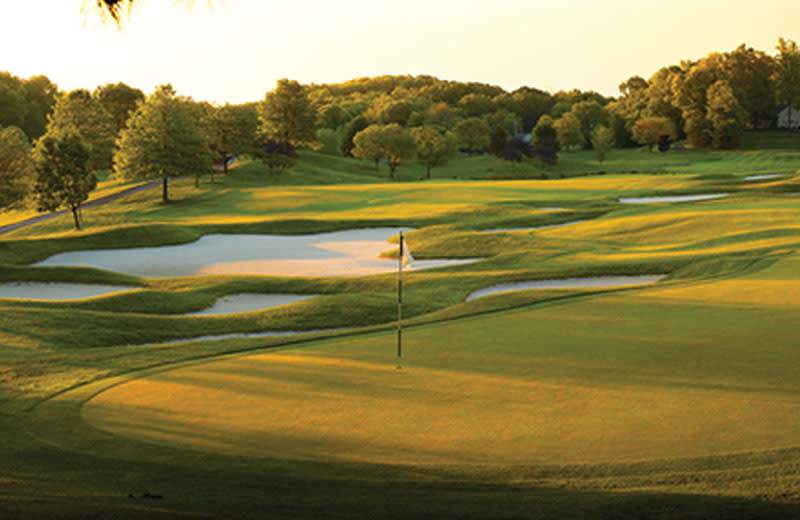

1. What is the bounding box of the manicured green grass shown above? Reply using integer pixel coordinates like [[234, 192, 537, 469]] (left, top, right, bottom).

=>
[[1, 143, 800, 518]]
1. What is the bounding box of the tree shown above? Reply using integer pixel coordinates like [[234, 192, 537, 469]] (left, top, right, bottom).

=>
[[569, 100, 608, 149], [550, 101, 573, 119], [33, 135, 97, 230], [0, 126, 35, 208], [675, 55, 723, 147], [377, 100, 415, 126], [352, 124, 385, 172], [453, 117, 490, 154], [508, 86, 552, 132], [254, 140, 299, 176], [458, 93, 495, 117], [774, 37, 800, 129], [0, 84, 26, 129], [210, 103, 258, 175], [683, 107, 713, 148], [94, 82, 145, 134], [114, 85, 212, 202], [590, 125, 613, 162], [553, 112, 583, 150], [316, 128, 342, 156], [645, 66, 685, 140], [485, 109, 521, 137], [489, 126, 507, 155], [340, 115, 369, 157], [352, 124, 416, 178], [721, 44, 775, 127], [21, 75, 58, 140], [411, 127, 455, 179], [318, 104, 349, 129], [258, 79, 317, 148], [380, 124, 417, 177], [498, 137, 534, 162], [610, 75, 649, 146], [606, 105, 635, 148], [181, 99, 220, 185], [707, 80, 746, 149], [531, 115, 560, 152], [631, 117, 677, 149], [39, 89, 116, 171], [423, 102, 459, 129], [0, 72, 57, 141]]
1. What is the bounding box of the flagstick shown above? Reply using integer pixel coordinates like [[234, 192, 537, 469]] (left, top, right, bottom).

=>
[[397, 232, 403, 364]]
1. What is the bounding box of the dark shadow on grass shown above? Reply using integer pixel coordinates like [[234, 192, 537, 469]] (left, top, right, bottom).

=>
[[12, 401, 800, 520]]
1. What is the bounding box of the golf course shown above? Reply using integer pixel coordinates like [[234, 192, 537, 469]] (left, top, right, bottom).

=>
[[2, 135, 800, 519]]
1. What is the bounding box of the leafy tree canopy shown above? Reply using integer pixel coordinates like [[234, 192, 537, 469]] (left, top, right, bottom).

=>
[[38, 89, 116, 171], [33, 135, 97, 230], [553, 112, 583, 151], [211, 103, 258, 174], [94, 82, 145, 133], [631, 116, 677, 148], [352, 124, 417, 177], [453, 117, 490, 154], [254, 139, 299, 176], [0, 126, 35, 208], [411, 126, 455, 179], [532, 115, 559, 152], [258, 79, 317, 148], [114, 84, 212, 201]]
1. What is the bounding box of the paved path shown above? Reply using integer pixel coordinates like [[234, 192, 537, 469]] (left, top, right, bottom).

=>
[[0, 156, 238, 237], [0, 180, 163, 236]]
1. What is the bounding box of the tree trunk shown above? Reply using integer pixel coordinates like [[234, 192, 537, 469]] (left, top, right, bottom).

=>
[[223, 153, 229, 175], [162, 177, 169, 202], [71, 205, 81, 230], [374, 158, 379, 172], [426, 166, 431, 179]]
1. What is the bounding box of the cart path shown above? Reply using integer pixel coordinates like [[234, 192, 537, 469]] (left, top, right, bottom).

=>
[[1, 179, 166, 236], [0, 155, 242, 237]]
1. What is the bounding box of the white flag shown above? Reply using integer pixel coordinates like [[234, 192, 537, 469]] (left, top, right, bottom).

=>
[[401, 238, 414, 268]]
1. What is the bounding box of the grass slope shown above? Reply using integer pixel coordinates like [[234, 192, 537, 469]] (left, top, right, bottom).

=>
[[1, 137, 800, 518]]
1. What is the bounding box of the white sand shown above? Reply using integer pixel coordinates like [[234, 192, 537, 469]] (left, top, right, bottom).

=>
[[465, 275, 665, 301], [36, 228, 480, 278], [0, 282, 136, 300]]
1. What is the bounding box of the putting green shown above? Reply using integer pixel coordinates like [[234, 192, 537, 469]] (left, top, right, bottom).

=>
[[82, 269, 800, 469], [83, 352, 800, 467]]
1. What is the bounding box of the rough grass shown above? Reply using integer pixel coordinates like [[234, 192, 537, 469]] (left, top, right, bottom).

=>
[[2, 142, 800, 518]]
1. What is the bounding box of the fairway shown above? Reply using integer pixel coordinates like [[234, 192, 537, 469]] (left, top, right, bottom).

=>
[[83, 259, 800, 469], [3, 147, 800, 518]]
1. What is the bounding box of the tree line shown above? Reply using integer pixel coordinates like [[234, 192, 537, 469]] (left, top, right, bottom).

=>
[[2, 38, 799, 230]]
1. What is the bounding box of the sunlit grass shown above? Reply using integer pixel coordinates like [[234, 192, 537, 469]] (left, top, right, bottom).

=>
[[3, 138, 800, 517], [84, 352, 800, 466]]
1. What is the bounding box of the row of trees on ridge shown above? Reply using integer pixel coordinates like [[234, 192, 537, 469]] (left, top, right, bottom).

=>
[[2, 38, 800, 229]]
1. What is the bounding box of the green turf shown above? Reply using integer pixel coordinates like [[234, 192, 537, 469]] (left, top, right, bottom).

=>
[[1, 141, 800, 518]]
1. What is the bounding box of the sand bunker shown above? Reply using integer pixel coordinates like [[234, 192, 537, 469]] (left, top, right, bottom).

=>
[[466, 275, 665, 301], [187, 294, 316, 315], [620, 194, 727, 204], [35, 228, 479, 278], [744, 174, 780, 181], [0, 282, 136, 300], [129, 327, 351, 347]]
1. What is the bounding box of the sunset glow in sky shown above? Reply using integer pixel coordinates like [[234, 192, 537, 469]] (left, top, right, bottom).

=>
[[3, 0, 800, 103]]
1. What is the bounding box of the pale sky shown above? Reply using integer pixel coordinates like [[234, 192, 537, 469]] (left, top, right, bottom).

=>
[[2, 0, 800, 103]]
